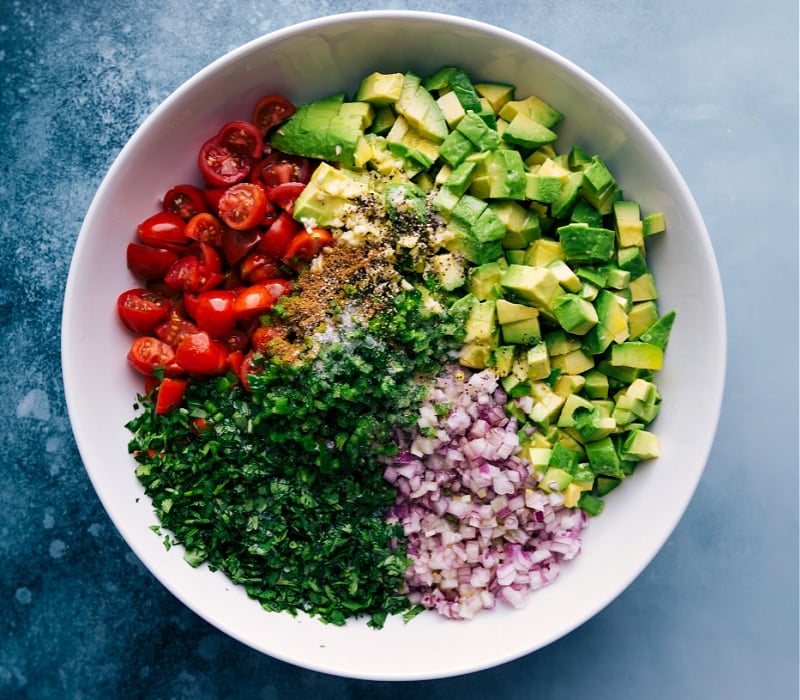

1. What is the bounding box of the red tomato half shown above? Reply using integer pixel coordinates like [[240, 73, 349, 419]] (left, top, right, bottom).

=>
[[127, 336, 180, 376], [221, 226, 260, 266], [252, 95, 296, 136], [163, 184, 208, 221], [256, 154, 311, 186], [126, 242, 179, 280], [283, 228, 334, 266], [137, 211, 189, 248], [239, 252, 283, 285], [194, 289, 237, 339], [117, 289, 172, 333], [218, 182, 267, 231], [185, 212, 224, 246], [257, 211, 301, 259], [218, 120, 263, 159], [154, 310, 200, 347], [155, 377, 188, 414], [233, 281, 291, 320], [264, 182, 306, 214], [198, 135, 252, 187], [176, 331, 229, 375]]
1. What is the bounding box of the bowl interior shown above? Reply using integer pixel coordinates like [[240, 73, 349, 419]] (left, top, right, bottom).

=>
[[62, 11, 726, 681]]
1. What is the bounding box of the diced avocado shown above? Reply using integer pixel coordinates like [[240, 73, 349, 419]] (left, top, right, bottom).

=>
[[339, 101, 375, 129], [474, 82, 515, 113], [369, 105, 396, 135], [469, 149, 528, 200], [617, 246, 648, 280], [609, 342, 664, 370], [557, 224, 616, 264], [355, 72, 404, 105], [568, 144, 592, 169], [292, 162, 367, 226], [545, 329, 582, 357], [613, 200, 644, 248], [429, 252, 466, 291], [581, 156, 617, 212], [550, 348, 595, 375], [490, 200, 540, 249], [595, 475, 622, 497], [437, 90, 466, 127], [395, 72, 449, 143], [549, 442, 580, 472], [502, 112, 558, 149], [501, 264, 561, 308], [499, 94, 563, 128], [638, 310, 676, 350], [501, 317, 542, 345], [583, 369, 609, 399], [628, 301, 660, 339], [629, 271, 659, 302], [573, 406, 616, 442], [525, 172, 563, 203], [620, 429, 660, 461], [602, 265, 631, 290], [446, 69, 483, 112], [468, 261, 506, 300], [491, 345, 516, 377], [571, 198, 604, 227], [550, 171, 583, 219], [584, 436, 623, 478], [383, 181, 428, 226], [526, 342, 551, 381], [385, 114, 440, 168], [546, 258, 581, 293], [456, 111, 501, 151], [505, 250, 526, 264], [578, 492, 605, 516], [471, 206, 507, 244], [643, 211, 667, 236], [463, 299, 498, 346], [540, 467, 573, 493], [423, 66, 458, 92], [557, 393, 594, 427], [528, 381, 567, 425], [441, 161, 475, 197], [523, 238, 563, 267], [496, 298, 537, 324], [595, 289, 630, 343], [438, 130, 476, 167], [459, 343, 493, 369], [552, 294, 599, 335]]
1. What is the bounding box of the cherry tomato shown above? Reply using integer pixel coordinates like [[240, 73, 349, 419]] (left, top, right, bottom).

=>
[[283, 228, 334, 266], [257, 212, 301, 259], [198, 135, 252, 187], [164, 255, 201, 292], [127, 336, 180, 376], [257, 154, 311, 186], [203, 185, 227, 211], [238, 350, 261, 391], [185, 212, 224, 246], [194, 289, 237, 339], [176, 331, 229, 375], [264, 182, 306, 214], [117, 288, 172, 333], [233, 281, 291, 319], [126, 242, 179, 280], [218, 182, 268, 230], [252, 95, 296, 136], [239, 252, 283, 285], [163, 184, 208, 221], [155, 310, 200, 347], [138, 211, 189, 248], [221, 328, 249, 353], [155, 377, 188, 414], [221, 226, 261, 266], [226, 349, 244, 377], [218, 120, 263, 159]]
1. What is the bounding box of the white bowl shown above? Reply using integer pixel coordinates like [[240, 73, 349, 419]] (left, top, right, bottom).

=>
[[62, 11, 726, 681]]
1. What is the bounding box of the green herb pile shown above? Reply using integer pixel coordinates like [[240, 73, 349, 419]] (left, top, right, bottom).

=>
[[127, 288, 465, 628]]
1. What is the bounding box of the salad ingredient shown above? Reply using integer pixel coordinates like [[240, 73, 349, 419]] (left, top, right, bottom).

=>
[[252, 94, 297, 136], [218, 182, 268, 230], [163, 184, 209, 221], [117, 288, 171, 334], [137, 211, 189, 249]]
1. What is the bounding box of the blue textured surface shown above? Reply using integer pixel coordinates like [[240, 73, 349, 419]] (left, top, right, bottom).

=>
[[1, 1, 797, 698]]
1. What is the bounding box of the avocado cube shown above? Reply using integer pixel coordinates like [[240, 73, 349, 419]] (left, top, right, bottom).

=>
[[496, 299, 537, 324], [502, 112, 558, 149], [449, 69, 483, 113], [593, 289, 630, 344], [369, 105, 396, 135], [620, 429, 660, 461], [490, 200, 541, 249], [617, 246, 648, 280], [553, 373, 586, 399], [578, 492, 606, 516], [456, 111, 501, 151], [613, 200, 644, 248], [628, 301, 660, 339], [583, 369, 609, 399], [501, 317, 542, 345], [463, 299, 498, 345], [638, 310, 676, 350], [355, 72, 404, 105], [540, 467, 573, 493], [474, 81, 515, 113], [629, 271, 659, 302], [451, 194, 487, 228], [557, 224, 616, 264], [438, 130, 476, 167], [526, 342, 551, 381], [573, 406, 616, 441], [501, 264, 561, 308], [581, 156, 616, 209], [523, 238, 563, 267], [459, 343, 493, 369], [443, 161, 477, 196], [472, 206, 507, 243], [544, 329, 582, 356], [584, 436, 623, 478], [550, 348, 595, 375], [571, 198, 605, 227], [498, 94, 563, 128], [557, 393, 594, 427], [609, 342, 664, 370], [339, 101, 375, 129], [468, 261, 506, 300], [545, 259, 581, 292], [491, 345, 516, 377], [550, 171, 584, 219], [395, 72, 448, 142], [568, 144, 592, 169], [643, 211, 667, 236], [429, 252, 466, 291], [437, 90, 466, 127], [525, 173, 563, 203], [553, 294, 599, 335], [549, 443, 580, 472]]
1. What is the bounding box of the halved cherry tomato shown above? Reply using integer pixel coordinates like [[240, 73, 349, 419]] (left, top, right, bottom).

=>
[[185, 212, 224, 246], [203, 185, 227, 211], [218, 182, 268, 231], [194, 289, 237, 339], [155, 310, 200, 347], [257, 154, 311, 186], [126, 242, 179, 280], [251, 325, 281, 354], [176, 331, 229, 375], [164, 255, 201, 292], [138, 211, 189, 248], [218, 120, 263, 159], [226, 349, 244, 377], [252, 95, 296, 136], [238, 350, 261, 391], [127, 336, 180, 376], [117, 288, 172, 333], [264, 182, 306, 214], [163, 184, 208, 221], [155, 377, 188, 414], [257, 211, 301, 259], [233, 281, 291, 319], [221, 226, 260, 266], [198, 135, 252, 187], [283, 228, 334, 266], [239, 252, 283, 285]]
